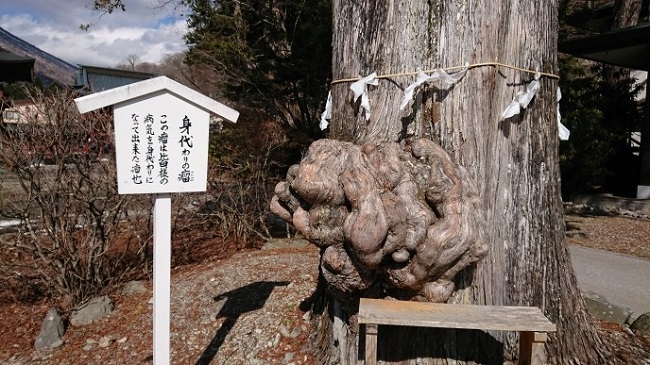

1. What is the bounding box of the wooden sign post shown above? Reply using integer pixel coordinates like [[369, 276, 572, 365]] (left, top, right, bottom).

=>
[[75, 76, 239, 364]]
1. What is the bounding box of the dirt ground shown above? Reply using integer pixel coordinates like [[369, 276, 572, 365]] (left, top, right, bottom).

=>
[[0, 212, 649, 364], [565, 213, 650, 260]]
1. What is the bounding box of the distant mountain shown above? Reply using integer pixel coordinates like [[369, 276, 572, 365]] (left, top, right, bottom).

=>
[[0, 26, 78, 86]]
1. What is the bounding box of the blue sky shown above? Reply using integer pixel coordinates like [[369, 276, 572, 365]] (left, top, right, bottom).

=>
[[0, 0, 188, 67]]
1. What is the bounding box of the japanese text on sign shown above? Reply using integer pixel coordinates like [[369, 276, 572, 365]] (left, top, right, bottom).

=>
[[113, 93, 209, 194], [129, 113, 196, 187]]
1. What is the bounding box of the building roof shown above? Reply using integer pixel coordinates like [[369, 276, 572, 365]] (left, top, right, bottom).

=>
[[75, 64, 156, 93], [558, 22, 650, 71], [0, 27, 76, 85], [0, 50, 35, 82], [0, 50, 35, 63]]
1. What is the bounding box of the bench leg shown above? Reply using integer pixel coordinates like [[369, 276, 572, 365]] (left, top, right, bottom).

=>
[[364, 324, 378, 365], [519, 331, 548, 365]]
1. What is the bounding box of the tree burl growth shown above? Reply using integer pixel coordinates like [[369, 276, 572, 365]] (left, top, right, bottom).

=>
[[271, 138, 488, 302]]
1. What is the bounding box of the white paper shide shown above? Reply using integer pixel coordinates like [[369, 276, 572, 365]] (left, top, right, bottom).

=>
[[350, 72, 379, 121], [400, 68, 468, 111], [320, 65, 568, 140]]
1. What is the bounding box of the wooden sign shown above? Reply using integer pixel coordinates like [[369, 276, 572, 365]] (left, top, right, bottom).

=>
[[75, 76, 238, 365], [75, 76, 239, 194]]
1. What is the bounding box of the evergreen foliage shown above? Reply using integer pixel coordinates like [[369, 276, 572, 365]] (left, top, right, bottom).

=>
[[184, 0, 332, 136], [559, 57, 644, 197]]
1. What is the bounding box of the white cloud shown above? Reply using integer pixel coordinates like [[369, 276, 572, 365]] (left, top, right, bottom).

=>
[[0, 0, 188, 67]]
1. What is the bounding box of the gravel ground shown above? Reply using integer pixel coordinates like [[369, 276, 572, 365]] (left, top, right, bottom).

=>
[[0, 245, 321, 365], [0, 212, 648, 364], [566, 213, 650, 260]]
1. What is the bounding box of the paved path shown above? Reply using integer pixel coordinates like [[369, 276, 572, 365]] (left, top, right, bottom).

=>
[[570, 245, 650, 318]]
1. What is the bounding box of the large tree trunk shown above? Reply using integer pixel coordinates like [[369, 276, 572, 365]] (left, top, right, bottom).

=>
[[273, 1, 610, 364]]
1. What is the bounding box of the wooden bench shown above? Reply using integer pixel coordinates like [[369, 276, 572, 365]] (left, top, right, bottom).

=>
[[358, 298, 556, 365]]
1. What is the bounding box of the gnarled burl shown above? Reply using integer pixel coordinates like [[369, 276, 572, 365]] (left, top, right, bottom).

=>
[[270, 138, 488, 302]]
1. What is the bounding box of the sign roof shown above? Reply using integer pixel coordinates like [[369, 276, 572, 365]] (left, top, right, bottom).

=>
[[74, 75, 239, 123]]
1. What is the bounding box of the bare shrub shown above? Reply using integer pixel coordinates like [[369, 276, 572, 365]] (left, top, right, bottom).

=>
[[0, 88, 151, 307], [0, 93, 309, 305], [168, 110, 300, 263]]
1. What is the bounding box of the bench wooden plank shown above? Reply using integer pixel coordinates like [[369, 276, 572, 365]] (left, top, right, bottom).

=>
[[358, 298, 556, 332]]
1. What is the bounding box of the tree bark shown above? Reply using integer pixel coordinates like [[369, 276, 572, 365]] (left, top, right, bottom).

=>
[[605, 0, 642, 84], [612, 0, 642, 30], [273, 1, 610, 364]]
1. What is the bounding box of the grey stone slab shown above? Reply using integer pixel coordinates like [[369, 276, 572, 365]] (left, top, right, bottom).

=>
[[70, 296, 114, 326], [34, 308, 65, 350]]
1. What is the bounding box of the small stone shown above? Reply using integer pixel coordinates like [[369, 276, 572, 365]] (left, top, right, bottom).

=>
[[70, 296, 114, 326], [302, 311, 311, 321], [289, 327, 301, 338], [99, 335, 115, 348], [283, 352, 295, 364], [279, 325, 292, 338], [121, 281, 147, 296], [244, 335, 258, 349], [631, 312, 650, 335], [272, 333, 281, 347], [117, 336, 128, 343], [82, 343, 94, 351], [582, 291, 633, 325], [34, 308, 65, 351], [245, 349, 259, 360]]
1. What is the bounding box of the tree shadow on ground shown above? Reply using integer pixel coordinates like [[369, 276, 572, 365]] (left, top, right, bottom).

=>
[[195, 280, 290, 365]]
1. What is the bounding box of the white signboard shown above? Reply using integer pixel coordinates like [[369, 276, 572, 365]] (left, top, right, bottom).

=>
[[74, 76, 238, 365], [113, 93, 210, 194]]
